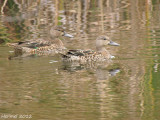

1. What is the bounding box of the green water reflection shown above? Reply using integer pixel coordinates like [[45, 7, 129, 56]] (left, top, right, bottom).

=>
[[0, 0, 160, 120]]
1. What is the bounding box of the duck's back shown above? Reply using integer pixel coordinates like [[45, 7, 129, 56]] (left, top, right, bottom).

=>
[[62, 49, 110, 62]]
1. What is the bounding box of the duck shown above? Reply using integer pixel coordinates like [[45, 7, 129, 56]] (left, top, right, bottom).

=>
[[61, 35, 119, 62], [8, 26, 73, 55]]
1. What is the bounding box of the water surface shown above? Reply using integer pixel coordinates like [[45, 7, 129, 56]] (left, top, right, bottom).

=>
[[0, 0, 160, 120]]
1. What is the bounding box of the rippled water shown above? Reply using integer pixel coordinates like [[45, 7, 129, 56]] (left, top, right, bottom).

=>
[[0, 0, 160, 120]]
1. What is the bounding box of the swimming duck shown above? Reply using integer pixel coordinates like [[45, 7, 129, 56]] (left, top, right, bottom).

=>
[[8, 26, 73, 54], [61, 35, 119, 62]]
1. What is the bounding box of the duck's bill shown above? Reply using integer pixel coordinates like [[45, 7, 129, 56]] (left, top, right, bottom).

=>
[[64, 33, 74, 38], [108, 41, 120, 46]]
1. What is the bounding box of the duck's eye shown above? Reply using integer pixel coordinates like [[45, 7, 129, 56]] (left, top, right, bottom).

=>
[[103, 38, 106, 40]]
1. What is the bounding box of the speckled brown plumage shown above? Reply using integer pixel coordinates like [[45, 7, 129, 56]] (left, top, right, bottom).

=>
[[8, 26, 73, 55], [61, 35, 120, 62]]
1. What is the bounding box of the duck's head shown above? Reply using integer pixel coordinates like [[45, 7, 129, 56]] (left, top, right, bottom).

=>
[[50, 26, 73, 38], [96, 35, 120, 48]]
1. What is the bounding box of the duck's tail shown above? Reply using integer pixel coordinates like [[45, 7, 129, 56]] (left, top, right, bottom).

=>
[[7, 43, 18, 47]]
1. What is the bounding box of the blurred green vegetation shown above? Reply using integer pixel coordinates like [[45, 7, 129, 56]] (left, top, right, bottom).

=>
[[0, 0, 25, 44], [0, 22, 11, 44], [5, 0, 19, 16]]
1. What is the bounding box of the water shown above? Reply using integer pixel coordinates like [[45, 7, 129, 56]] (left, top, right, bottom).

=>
[[0, 0, 160, 120]]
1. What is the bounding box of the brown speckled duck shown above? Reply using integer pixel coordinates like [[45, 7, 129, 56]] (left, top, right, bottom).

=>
[[61, 35, 119, 62], [8, 26, 73, 55]]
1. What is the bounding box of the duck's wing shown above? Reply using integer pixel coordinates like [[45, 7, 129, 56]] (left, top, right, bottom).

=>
[[82, 49, 95, 54], [18, 38, 52, 48], [68, 49, 95, 55], [61, 49, 95, 59], [7, 41, 31, 47], [61, 49, 84, 59], [8, 37, 51, 48], [67, 49, 85, 56], [17, 42, 44, 48]]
